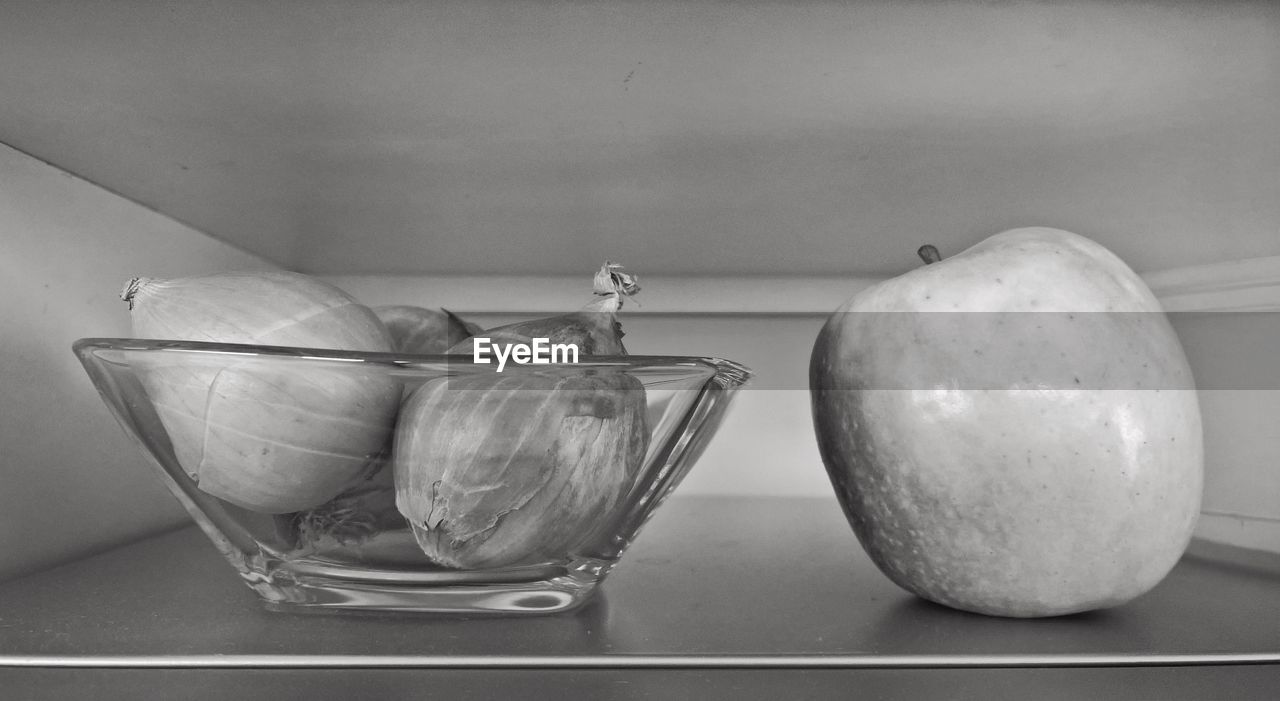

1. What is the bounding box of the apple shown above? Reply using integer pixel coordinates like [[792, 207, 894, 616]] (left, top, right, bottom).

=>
[[809, 227, 1203, 617]]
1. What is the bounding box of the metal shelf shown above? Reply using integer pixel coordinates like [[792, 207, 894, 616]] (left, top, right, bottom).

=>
[[2, 496, 1277, 698]]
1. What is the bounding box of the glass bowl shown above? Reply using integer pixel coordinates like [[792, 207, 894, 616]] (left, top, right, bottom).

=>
[[74, 338, 750, 615]]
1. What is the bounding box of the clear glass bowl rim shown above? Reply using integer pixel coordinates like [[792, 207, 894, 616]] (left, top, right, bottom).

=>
[[72, 337, 753, 386]]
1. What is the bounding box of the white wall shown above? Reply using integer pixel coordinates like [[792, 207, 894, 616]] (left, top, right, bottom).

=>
[[0, 144, 278, 581], [1170, 314, 1280, 553], [4, 1, 1278, 279]]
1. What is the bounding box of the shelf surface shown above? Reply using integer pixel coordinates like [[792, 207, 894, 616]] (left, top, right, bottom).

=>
[[1, 495, 1277, 669]]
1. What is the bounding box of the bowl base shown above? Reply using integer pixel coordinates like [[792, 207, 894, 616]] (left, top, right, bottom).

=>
[[248, 572, 600, 615]]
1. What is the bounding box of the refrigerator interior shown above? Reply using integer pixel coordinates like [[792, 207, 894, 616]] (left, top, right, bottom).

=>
[[0, 4, 1276, 687]]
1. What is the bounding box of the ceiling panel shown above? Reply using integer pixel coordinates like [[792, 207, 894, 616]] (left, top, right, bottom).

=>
[[2, 0, 1278, 276]]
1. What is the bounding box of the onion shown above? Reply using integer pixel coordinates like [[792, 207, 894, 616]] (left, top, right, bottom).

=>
[[394, 372, 649, 568], [394, 261, 649, 568], [448, 261, 639, 356], [122, 271, 401, 513], [372, 306, 481, 354]]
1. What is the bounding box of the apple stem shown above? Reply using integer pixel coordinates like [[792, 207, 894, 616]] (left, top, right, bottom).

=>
[[917, 245, 942, 265]]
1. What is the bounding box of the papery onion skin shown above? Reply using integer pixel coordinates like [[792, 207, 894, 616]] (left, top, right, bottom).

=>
[[123, 272, 392, 351], [447, 261, 638, 357], [373, 305, 480, 354], [447, 312, 627, 356], [393, 371, 649, 569], [278, 453, 402, 549], [123, 271, 401, 513]]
